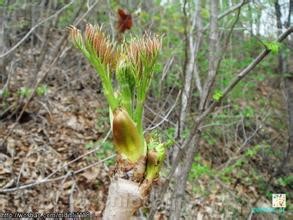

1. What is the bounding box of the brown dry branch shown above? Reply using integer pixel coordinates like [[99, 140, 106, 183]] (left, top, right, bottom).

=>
[[203, 0, 248, 31], [177, 0, 203, 139], [0, 130, 111, 193]]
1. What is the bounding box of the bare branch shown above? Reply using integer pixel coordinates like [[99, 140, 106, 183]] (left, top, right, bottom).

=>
[[203, 0, 248, 31], [146, 91, 180, 131], [159, 56, 174, 94], [177, 0, 203, 138], [74, 0, 100, 26], [0, 0, 74, 59], [199, 0, 219, 110], [218, 0, 248, 20], [218, 111, 270, 170], [198, 26, 292, 126], [0, 0, 96, 147]]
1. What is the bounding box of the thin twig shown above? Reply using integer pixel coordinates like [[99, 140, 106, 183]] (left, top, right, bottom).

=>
[[217, 111, 270, 170], [44, 130, 110, 180], [74, 0, 99, 25], [146, 92, 180, 131], [218, 0, 248, 20], [203, 0, 248, 31], [69, 181, 77, 212]]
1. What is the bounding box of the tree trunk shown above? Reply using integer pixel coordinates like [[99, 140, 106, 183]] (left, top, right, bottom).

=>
[[170, 1, 219, 218], [175, 0, 203, 164], [199, 0, 220, 110], [285, 0, 293, 167], [170, 133, 200, 220], [176, 0, 193, 139], [274, 0, 293, 174], [103, 178, 142, 220], [0, 0, 10, 81]]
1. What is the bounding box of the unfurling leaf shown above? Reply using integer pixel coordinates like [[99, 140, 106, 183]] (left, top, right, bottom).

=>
[[145, 134, 166, 181]]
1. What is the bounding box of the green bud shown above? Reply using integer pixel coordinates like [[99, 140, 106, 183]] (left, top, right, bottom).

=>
[[145, 137, 166, 181], [112, 107, 145, 162]]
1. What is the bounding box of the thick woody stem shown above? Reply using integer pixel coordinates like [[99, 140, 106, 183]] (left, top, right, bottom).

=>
[[103, 178, 143, 220]]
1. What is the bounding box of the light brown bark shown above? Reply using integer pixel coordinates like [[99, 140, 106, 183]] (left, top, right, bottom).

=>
[[274, 0, 293, 175], [199, 0, 220, 111], [103, 178, 142, 220]]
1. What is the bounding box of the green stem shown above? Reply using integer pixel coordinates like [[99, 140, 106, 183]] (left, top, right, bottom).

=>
[[80, 47, 118, 111], [92, 64, 118, 111], [103, 76, 118, 111], [135, 100, 144, 135], [121, 96, 132, 117], [120, 84, 132, 116]]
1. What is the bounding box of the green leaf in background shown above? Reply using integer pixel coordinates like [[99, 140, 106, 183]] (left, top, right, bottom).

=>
[[264, 41, 281, 54], [18, 87, 32, 98], [0, 88, 9, 98], [200, 8, 210, 19], [213, 90, 223, 101], [242, 106, 254, 118], [36, 84, 48, 96], [277, 175, 293, 187], [189, 155, 212, 180]]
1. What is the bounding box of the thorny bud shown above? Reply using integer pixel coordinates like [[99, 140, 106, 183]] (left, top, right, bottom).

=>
[[69, 24, 165, 187]]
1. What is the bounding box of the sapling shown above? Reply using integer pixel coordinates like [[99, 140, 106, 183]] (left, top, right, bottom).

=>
[[69, 24, 165, 219]]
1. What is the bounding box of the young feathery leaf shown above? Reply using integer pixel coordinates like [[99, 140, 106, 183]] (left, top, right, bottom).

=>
[[68, 25, 84, 51], [127, 34, 162, 78], [84, 24, 119, 70], [68, 25, 118, 110]]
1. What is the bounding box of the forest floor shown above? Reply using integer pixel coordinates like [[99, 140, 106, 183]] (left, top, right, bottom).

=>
[[0, 46, 112, 218], [0, 43, 292, 219]]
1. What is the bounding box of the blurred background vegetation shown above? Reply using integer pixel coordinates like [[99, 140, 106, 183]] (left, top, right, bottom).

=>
[[0, 0, 292, 219]]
